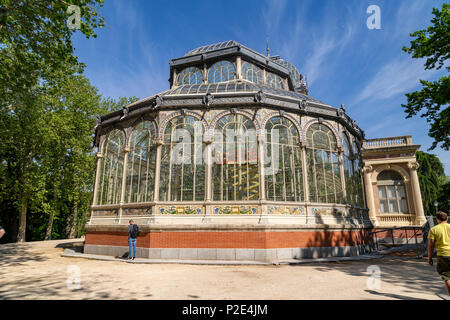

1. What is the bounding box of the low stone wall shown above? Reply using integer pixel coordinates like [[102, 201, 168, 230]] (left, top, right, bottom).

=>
[[84, 224, 372, 261]]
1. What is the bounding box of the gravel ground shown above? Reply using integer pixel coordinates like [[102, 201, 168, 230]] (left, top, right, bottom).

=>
[[0, 239, 448, 300]]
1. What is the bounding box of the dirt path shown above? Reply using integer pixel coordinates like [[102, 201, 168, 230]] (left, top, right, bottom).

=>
[[0, 239, 447, 300]]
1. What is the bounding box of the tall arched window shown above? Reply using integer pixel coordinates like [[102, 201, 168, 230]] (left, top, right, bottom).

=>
[[242, 62, 263, 84], [352, 142, 364, 207], [125, 121, 157, 203], [213, 114, 259, 201], [97, 130, 125, 205], [377, 170, 408, 213], [265, 117, 303, 201], [306, 123, 343, 203], [208, 61, 235, 83], [266, 72, 285, 89], [177, 67, 203, 85], [342, 134, 355, 205], [159, 115, 205, 201]]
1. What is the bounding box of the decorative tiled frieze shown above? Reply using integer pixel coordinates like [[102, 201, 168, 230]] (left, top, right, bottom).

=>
[[213, 205, 259, 215], [267, 205, 305, 215], [159, 206, 203, 215], [312, 207, 346, 216]]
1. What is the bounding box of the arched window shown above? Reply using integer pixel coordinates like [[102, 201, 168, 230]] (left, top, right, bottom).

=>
[[265, 117, 303, 201], [213, 114, 259, 201], [125, 121, 157, 203], [159, 115, 205, 201], [208, 61, 235, 83], [377, 170, 408, 213], [266, 72, 285, 89], [242, 62, 263, 84], [177, 67, 203, 85], [342, 134, 355, 205], [306, 123, 343, 203], [352, 141, 364, 207], [97, 130, 125, 205]]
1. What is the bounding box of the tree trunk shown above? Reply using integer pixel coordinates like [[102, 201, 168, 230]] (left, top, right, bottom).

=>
[[77, 209, 89, 238], [17, 199, 27, 242], [68, 200, 78, 239], [45, 210, 54, 240]]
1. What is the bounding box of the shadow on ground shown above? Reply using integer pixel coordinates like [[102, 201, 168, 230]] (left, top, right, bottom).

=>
[[0, 243, 48, 267], [292, 255, 448, 300]]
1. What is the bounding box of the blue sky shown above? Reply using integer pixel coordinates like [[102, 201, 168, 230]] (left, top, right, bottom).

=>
[[73, 0, 449, 174]]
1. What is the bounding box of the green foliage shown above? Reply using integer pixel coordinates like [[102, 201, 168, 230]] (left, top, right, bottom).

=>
[[0, 1, 132, 243], [436, 177, 450, 213], [416, 151, 447, 215], [402, 3, 450, 151]]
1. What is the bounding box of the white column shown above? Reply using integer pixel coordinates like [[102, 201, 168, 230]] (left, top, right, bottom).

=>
[[301, 145, 309, 203], [236, 56, 242, 80], [153, 139, 163, 202], [363, 165, 378, 226], [338, 151, 347, 203], [408, 161, 426, 225], [258, 133, 266, 200], [92, 153, 103, 206]]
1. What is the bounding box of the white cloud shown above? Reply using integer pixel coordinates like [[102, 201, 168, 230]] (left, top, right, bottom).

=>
[[354, 57, 439, 104]]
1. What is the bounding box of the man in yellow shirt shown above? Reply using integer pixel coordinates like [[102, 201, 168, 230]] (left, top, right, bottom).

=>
[[428, 211, 450, 296]]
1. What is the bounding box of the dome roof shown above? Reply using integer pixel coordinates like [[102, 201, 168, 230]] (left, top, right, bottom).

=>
[[183, 40, 307, 94]]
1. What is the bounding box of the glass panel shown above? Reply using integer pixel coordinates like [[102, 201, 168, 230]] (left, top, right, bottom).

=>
[[177, 67, 203, 85], [397, 185, 406, 198], [98, 130, 124, 205], [126, 121, 157, 203], [306, 123, 338, 204], [389, 200, 398, 213], [399, 199, 408, 213], [387, 186, 396, 198], [208, 61, 235, 83], [242, 62, 263, 84], [264, 116, 303, 202], [380, 200, 388, 213], [159, 116, 205, 201], [213, 114, 259, 201], [378, 187, 386, 199]]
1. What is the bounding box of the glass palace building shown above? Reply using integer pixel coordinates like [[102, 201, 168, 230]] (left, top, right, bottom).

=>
[[84, 41, 426, 261]]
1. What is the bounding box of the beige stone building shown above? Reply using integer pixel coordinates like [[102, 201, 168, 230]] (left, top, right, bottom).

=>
[[362, 135, 426, 228]]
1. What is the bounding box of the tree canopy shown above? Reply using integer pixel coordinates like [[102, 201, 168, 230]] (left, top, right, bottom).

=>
[[402, 3, 450, 151], [0, 1, 139, 243]]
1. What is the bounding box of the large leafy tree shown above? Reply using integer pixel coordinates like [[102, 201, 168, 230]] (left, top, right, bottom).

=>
[[402, 3, 450, 151], [0, 1, 105, 242], [416, 151, 446, 215]]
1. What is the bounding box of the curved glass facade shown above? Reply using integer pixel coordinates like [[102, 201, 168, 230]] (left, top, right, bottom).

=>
[[98, 129, 125, 205], [177, 67, 203, 85], [212, 114, 258, 201], [242, 62, 263, 85], [264, 117, 303, 201], [208, 61, 235, 83], [95, 117, 364, 208], [159, 115, 205, 201], [125, 121, 157, 203], [306, 124, 343, 204]]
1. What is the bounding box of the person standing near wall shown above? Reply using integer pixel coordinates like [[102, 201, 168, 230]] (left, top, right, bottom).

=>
[[428, 211, 450, 296], [0, 226, 5, 239], [128, 220, 139, 261]]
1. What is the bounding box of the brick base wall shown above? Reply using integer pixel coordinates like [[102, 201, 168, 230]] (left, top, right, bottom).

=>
[[85, 227, 371, 249]]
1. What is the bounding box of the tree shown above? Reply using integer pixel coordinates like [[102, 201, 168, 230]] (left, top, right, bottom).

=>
[[416, 151, 446, 215], [402, 3, 450, 151], [0, 1, 105, 242]]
